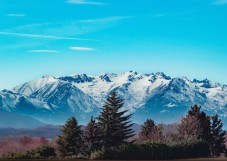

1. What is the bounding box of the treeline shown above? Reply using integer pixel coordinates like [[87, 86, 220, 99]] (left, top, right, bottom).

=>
[[1, 92, 227, 159], [0, 136, 56, 158], [138, 105, 226, 149]]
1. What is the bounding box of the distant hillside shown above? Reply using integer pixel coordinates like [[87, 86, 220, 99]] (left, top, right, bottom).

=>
[[0, 123, 142, 139], [0, 125, 61, 139], [0, 111, 45, 129]]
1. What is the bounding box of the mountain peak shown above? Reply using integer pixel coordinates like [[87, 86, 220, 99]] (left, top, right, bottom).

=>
[[98, 73, 112, 82], [39, 75, 57, 84], [129, 70, 138, 74], [192, 78, 221, 88], [41, 75, 54, 79], [124, 70, 138, 76], [59, 74, 94, 83], [155, 72, 171, 80]]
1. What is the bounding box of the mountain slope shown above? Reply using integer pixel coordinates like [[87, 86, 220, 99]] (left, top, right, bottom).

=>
[[0, 89, 52, 116], [8, 76, 100, 124], [7, 71, 227, 125]]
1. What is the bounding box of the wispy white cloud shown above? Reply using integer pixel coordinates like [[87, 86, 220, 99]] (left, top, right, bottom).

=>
[[0, 32, 89, 41], [79, 16, 132, 23], [28, 50, 58, 53], [2, 16, 130, 40], [67, 0, 108, 5], [213, 0, 227, 5], [160, 110, 169, 113], [7, 14, 26, 17], [70, 46, 95, 51], [148, 8, 213, 19]]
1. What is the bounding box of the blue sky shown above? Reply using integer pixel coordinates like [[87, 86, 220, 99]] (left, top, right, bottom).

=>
[[0, 0, 227, 89]]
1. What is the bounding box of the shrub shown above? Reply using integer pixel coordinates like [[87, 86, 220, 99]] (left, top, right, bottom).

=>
[[89, 141, 210, 160], [2, 152, 30, 159], [166, 141, 210, 159], [90, 150, 106, 160], [2, 145, 56, 159], [64, 153, 87, 159], [107, 144, 142, 160], [29, 145, 56, 159]]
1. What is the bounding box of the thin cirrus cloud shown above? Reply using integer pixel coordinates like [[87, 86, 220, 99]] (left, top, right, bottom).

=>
[[0, 32, 89, 41], [0, 16, 130, 40], [70, 47, 95, 51], [67, 0, 108, 5], [28, 50, 58, 53], [213, 0, 227, 4], [79, 16, 132, 23], [7, 14, 26, 17]]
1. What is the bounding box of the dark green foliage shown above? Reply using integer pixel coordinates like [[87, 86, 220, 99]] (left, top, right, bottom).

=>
[[90, 141, 210, 160], [2, 145, 56, 159], [98, 92, 134, 149], [187, 105, 226, 157], [29, 145, 56, 159], [84, 117, 101, 156], [140, 119, 156, 139], [210, 114, 226, 157], [89, 150, 106, 160], [139, 119, 162, 142], [3, 152, 30, 159], [170, 141, 210, 159], [56, 117, 84, 158], [188, 104, 211, 142]]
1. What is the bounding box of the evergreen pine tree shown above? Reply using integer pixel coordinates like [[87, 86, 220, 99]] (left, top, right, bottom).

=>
[[210, 114, 226, 157], [98, 92, 134, 149], [83, 117, 101, 156], [56, 117, 84, 158], [139, 119, 162, 142], [188, 104, 211, 142]]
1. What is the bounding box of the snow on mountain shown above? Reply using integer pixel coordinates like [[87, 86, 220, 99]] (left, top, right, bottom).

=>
[[13, 77, 100, 112], [30, 81, 100, 113], [5, 71, 227, 125], [65, 71, 172, 112], [10, 77, 100, 124], [13, 75, 58, 96], [0, 89, 51, 111], [0, 89, 56, 124], [0, 90, 19, 110]]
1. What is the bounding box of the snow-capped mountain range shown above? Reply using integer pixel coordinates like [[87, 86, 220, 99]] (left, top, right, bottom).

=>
[[0, 71, 227, 125]]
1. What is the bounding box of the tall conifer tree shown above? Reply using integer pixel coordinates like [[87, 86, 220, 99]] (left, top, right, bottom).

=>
[[210, 114, 226, 157], [139, 119, 162, 142], [188, 104, 211, 142], [83, 117, 101, 156], [98, 92, 134, 149], [56, 117, 84, 158]]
